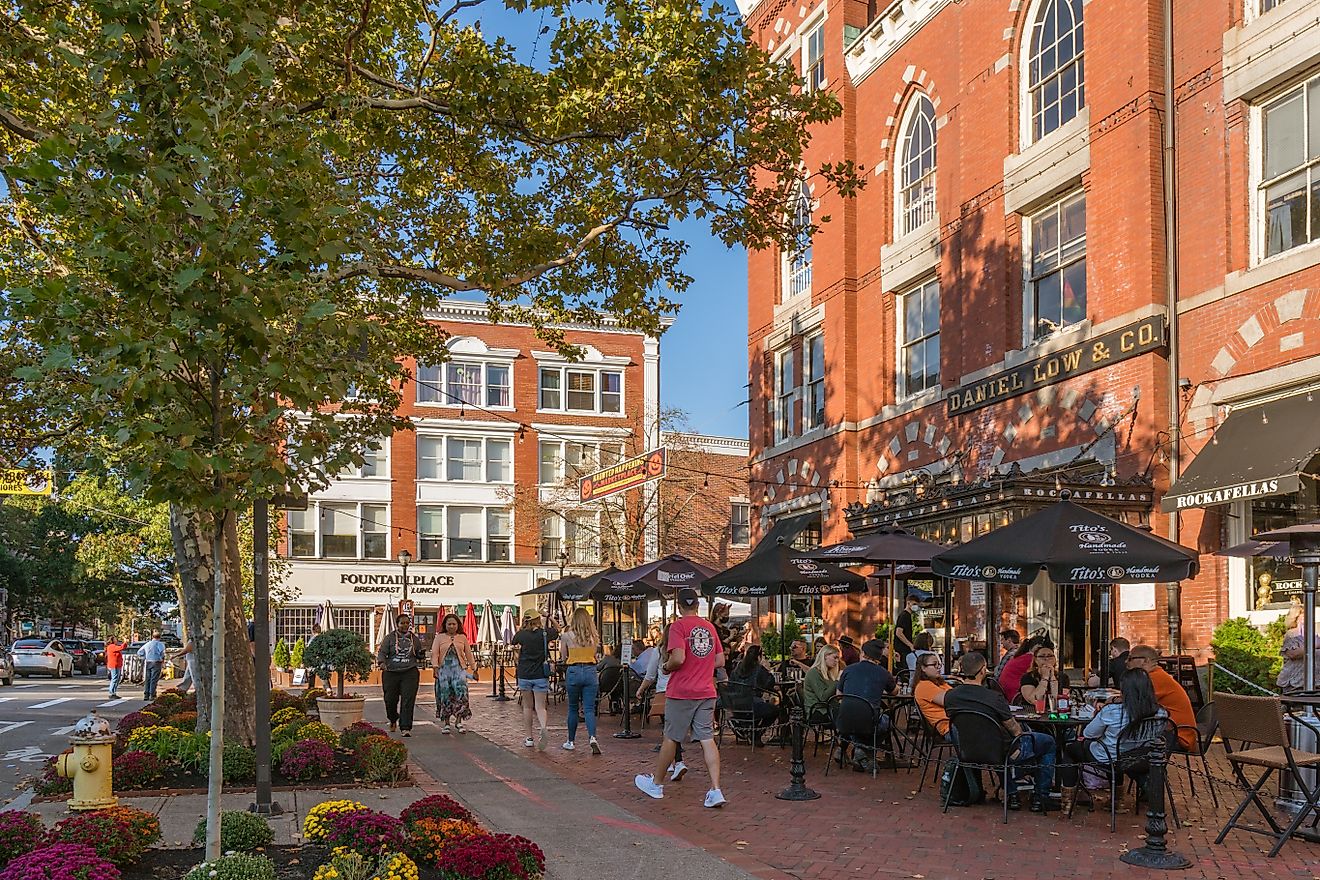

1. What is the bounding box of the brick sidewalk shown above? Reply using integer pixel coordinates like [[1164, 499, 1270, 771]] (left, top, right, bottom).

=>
[[430, 688, 1319, 880]]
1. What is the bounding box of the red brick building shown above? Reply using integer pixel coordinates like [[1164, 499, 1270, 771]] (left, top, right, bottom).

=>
[[659, 431, 752, 572], [741, 0, 1320, 665]]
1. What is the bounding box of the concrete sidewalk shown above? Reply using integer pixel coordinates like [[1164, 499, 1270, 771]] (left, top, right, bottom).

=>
[[373, 713, 761, 880]]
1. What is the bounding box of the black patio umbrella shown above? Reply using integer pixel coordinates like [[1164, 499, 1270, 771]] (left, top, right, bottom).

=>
[[810, 527, 947, 665], [930, 499, 1199, 585], [1252, 520, 1320, 692], [606, 553, 719, 596], [1219, 538, 1290, 559], [705, 539, 867, 662]]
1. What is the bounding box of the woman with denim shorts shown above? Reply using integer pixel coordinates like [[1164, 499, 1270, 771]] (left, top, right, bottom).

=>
[[511, 609, 558, 750], [559, 607, 603, 755]]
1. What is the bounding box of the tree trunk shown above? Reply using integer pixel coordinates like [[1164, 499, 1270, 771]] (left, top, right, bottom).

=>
[[170, 505, 256, 744]]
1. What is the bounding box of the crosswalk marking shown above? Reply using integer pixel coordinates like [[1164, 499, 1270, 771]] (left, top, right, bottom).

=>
[[0, 698, 15, 705], [0, 722, 33, 736], [59, 685, 77, 690], [51, 725, 77, 736], [97, 700, 122, 708], [29, 698, 73, 709], [15, 684, 37, 689]]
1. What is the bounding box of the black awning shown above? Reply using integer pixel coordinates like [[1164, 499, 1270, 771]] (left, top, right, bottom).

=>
[[752, 509, 820, 555], [1162, 391, 1320, 512]]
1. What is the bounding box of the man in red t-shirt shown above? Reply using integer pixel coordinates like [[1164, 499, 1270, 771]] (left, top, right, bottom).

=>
[[635, 588, 726, 808], [104, 636, 125, 699]]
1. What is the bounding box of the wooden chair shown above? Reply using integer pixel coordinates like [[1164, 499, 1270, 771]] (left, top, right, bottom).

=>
[[1213, 692, 1320, 857]]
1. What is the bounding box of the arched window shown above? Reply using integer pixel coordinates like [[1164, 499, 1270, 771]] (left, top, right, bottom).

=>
[[898, 94, 937, 237], [783, 180, 813, 301], [1027, 0, 1084, 143]]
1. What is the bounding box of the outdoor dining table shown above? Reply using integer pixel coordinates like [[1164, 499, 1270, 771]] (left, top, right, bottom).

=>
[[1014, 710, 1088, 755]]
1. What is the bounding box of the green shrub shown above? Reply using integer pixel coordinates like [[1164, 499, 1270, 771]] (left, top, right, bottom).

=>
[[191, 811, 274, 852], [271, 717, 312, 743], [126, 725, 191, 759], [222, 742, 256, 784], [354, 735, 408, 783], [290, 638, 305, 670], [183, 853, 276, 880], [173, 732, 211, 774], [1211, 617, 1283, 695], [272, 639, 291, 670], [302, 629, 373, 697]]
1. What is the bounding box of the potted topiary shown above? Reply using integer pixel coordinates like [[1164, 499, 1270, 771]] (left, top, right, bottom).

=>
[[302, 629, 373, 730]]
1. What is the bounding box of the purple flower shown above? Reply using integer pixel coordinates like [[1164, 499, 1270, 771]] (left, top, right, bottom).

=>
[[325, 809, 404, 856], [0, 843, 121, 880], [277, 738, 335, 781], [0, 812, 44, 869]]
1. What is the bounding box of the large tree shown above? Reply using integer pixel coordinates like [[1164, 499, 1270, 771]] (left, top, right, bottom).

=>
[[0, 0, 858, 743]]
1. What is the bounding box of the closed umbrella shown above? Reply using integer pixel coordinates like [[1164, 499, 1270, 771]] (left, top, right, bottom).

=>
[[463, 603, 479, 644], [499, 606, 517, 644], [477, 600, 499, 645], [322, 601, 336, 631]]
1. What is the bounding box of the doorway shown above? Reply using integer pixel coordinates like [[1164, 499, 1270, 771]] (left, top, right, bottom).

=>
[[1060, 584, 1107, 675]]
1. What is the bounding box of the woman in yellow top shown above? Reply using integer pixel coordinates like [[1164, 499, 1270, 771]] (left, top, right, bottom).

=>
[[559, 607, 603, 754]]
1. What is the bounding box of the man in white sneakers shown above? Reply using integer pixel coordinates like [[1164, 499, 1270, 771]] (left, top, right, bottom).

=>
[[634, 587, 727, 808]]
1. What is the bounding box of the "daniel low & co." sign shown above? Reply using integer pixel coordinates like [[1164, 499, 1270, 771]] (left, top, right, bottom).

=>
[[946, 315, 1167, 416]]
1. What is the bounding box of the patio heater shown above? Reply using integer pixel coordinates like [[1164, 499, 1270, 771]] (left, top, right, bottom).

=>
[[1255, 523, 1320, 693]]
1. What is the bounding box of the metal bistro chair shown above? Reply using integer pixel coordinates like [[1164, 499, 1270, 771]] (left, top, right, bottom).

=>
[[804, 698, 836, 758], [915, 714, 957, 794], [1175, 700, 1220, 809], [825, 694, 891, 778], [1214, 692, 1320, 857], [944, 708, 1043, 824], [716, 680, 784, 747], [1087, 716, 1182, 833]]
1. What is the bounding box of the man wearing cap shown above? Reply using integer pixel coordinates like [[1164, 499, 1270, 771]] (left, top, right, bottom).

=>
[[377, 614, 426, 736], [835, 638, 898, 769], [838, 635, 860, 666], [635, 587, 727, 808]]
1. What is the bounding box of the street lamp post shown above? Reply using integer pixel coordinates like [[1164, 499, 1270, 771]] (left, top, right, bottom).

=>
[[398, 549, 412, 606], [554, 551, 568, 624]]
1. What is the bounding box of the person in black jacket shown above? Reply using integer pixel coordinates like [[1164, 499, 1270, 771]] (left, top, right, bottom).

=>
[[376, 615, 426, 736], [1104, 637, 1131, 688]]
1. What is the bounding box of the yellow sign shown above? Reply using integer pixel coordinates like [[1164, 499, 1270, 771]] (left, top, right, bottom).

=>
[[579, 448, 667, 503], [0, 469, 54, 496]]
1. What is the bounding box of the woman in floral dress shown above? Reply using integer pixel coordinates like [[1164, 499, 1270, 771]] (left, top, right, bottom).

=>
[[430, 613, 477, 733]]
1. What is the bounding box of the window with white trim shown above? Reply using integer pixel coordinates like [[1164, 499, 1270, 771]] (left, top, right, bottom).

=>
[[350, 441, 387, 478], [1027, 191, 1087, 340], [416, 361, 513, 409], [537, 440, 623, 486], [417, 504, 514, 562], [540, 512, 600, 565], [417, 435, 514, 483], [774, 348, 797, 444], [898, 95, 937, 236], [1260, 0, 1285, 12], [537, 367, 625, 415], [782, 181, 813, 303], [899, 280, 940, 398], [1260, 73, 1320, 259], [803, 23, 825, 92], [286, 502, 388, 559], [1027, 0, 1084, 143], [804, 333, 825, 431], [731, 502, 751, 547]]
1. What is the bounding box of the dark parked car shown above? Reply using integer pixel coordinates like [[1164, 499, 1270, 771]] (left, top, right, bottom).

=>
[[65, 640, 98, 675]]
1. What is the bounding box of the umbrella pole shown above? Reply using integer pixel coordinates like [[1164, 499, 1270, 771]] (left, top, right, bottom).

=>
[[1084, 584, 1093, 684], [942, 577, 952, 670], [887, 561, 896, 672], [615, 600, 639, 739]]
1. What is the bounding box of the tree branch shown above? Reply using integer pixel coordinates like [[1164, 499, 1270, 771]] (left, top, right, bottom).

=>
[[0, 107, 50, 143]]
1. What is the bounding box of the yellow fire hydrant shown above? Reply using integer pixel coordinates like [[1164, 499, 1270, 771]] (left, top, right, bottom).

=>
[[55, 711, 118, 811]]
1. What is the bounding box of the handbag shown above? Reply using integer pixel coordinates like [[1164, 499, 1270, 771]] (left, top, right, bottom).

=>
[[541, 629, 551, 680]]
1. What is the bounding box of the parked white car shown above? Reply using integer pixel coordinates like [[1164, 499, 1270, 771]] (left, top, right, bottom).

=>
[[11, 639, 74, 678]]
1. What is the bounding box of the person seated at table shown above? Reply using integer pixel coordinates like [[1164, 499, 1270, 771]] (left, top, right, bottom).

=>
[[781, 639, 812, 676], [837, 635, 861, 667], [998, 635, 1046, 704], [995, 629, 1021, 678], [596, 643, 621, 673], [835, 639, 898, 769], [1018, 644, 1071, 707], [728, 644, 784, 742], [1126, 644, 1196, 752], [802, 645, 841, 719], [1104, 637, 1131, 688], [944, 652, 1058, 812], [906, 631, 940, 673], [1057, 667, 1166, 818], [629, 638, 655, 678], [912, 653, 951, 740]]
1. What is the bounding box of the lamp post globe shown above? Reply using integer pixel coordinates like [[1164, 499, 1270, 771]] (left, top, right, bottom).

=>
[[397, 549, 412, 604]]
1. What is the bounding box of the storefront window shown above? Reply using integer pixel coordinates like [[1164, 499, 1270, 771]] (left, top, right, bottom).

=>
[[1250, 496, 1307, 608]]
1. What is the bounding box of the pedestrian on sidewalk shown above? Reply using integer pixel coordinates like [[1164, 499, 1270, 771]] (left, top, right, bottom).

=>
[[635, 587, 727, 808], [559, 607, 602, 755], [638, 621, 686, 778], [377, 614, 426, 736], [140, 631, 166, 700], [512, 610, 557, 750], [176, 641, 197, 694], [430, 613, 476, 734], [105, 635, 125, 699]]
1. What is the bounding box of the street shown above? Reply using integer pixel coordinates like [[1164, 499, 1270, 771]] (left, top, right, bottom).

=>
[[0, 672, 156, 804]]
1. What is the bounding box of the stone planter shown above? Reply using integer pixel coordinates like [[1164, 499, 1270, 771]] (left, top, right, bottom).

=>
[[316, 695, 366, 731]]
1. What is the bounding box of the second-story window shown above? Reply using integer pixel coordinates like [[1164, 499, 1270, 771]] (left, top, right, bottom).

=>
[[804, 333, 825, 431], [344, 440, 387, 478], [417, 504, 513, 562], [731, 502, 751, 547], [287, 502, 388, 560], [538, 367, 625, 415], [899, 95, 937, 236], [782, 181, 813, 302], [417, 435, 514, 483], [1027, 0, 1085, 143], [538, 440, 623, 485], [1027, 191, 1087, 340], [1261, 73, 1320, 258], [899, 279, 940, 398], [803, 23, 825, 92]]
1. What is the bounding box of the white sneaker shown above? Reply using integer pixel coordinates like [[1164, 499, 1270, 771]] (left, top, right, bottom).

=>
[[455, 722, 465, 734], [589, 737, 601, 755], [634, 774, 664, 799], [441, 724, 451, 734], [668, 761, 689, 782], [704, 788, 727, 809], [524, 737, 535, 748], [562, 741, 575, 751]]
